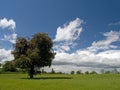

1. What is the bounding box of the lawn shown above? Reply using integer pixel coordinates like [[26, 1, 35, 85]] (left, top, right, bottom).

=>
[[0, 73, 120, 90]]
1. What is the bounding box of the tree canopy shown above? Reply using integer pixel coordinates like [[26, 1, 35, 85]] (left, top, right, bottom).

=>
[[12, 33, 55, 78]]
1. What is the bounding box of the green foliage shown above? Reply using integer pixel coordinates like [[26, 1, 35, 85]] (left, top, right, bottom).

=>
[[0, 68, 2, 74], [0, 63, 1, 67], [12, 33, 55, 78], [100, 69, 119, 74], [70, 71, 75, 74], [2, 61, 17, 72], [104, 71, 111, 74], [14, 55, 31, 69], [90, 71, 97, 74], [85, 71, 89, 74], [76, 70, 82, 74]]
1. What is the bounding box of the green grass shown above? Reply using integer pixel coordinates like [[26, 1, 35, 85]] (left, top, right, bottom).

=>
[[0, 74, 120, 90]]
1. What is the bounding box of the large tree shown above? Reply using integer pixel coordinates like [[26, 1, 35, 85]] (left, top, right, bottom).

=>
[[12, 33, 55, 78]]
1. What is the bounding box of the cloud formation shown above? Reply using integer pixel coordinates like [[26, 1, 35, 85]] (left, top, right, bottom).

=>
[[88, 31, 120, 51], [0, 18, 16, 30], [53, 48, 120, 73], [53, 22, 120, 73], [2, 33, 17, 44], [0, 49, 14, 63], [0, 18, 17, 62], [0, 18, 17, 44], [54, 18, 83, 42], [54, 18, 83, 52]]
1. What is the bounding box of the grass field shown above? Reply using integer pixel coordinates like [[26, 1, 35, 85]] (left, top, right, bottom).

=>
[[0, 73, 120, 90]]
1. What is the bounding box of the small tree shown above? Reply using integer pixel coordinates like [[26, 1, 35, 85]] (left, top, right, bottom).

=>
[[85, 71, 89, 74], [12, 33, 55, 78], [51, 68, 55, 74], [76, 70, 82, 74], [71, 71, 75, 74], [90, 71, 97, 74], [2, 61, 17, 72], [105, 71, 111, 74], [112, 68, 119, 74], [57, 72, 63, 74], [0, 63, 1, 67]]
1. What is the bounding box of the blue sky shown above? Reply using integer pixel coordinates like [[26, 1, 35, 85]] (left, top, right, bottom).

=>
[[0, 0, 120, 72], [0, 0, 119, 47]]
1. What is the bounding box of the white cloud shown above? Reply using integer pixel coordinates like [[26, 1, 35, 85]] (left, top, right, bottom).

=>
[[0, 18, 17, 63], [54, 18, 83, 42], [0, 18, 16, 30], [54, 42, 77, 53], [53, 30, 120, 73], [0, 48, 14, 63], [93, 31, 120, 46], [88, 31, 120, 51], [2, 33, 17, 44], [0, 18, 17, 44], [53, 49, 120, 73], [53, 18, 83, 52]]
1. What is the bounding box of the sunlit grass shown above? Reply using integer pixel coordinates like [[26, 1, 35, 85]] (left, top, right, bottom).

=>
[[0, 74, 120, 90]]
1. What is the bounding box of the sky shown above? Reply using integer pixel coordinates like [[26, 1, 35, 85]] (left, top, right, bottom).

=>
[[0, 0, 120, 73]]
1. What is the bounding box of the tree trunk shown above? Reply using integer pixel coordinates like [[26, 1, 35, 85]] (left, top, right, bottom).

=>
[[29, 64, 34, 79]]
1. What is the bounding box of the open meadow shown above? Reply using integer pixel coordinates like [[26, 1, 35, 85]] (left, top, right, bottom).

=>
[[0, 74, 120, 90]]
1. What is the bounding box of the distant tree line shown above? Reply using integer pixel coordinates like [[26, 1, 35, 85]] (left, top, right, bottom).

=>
[[70, 69, 120, 75], [70, 70, 97, 75], [0, 62, 119, 75]]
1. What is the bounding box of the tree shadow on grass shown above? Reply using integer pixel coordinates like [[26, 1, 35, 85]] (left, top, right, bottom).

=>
[[21, 77, 73, 80]]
